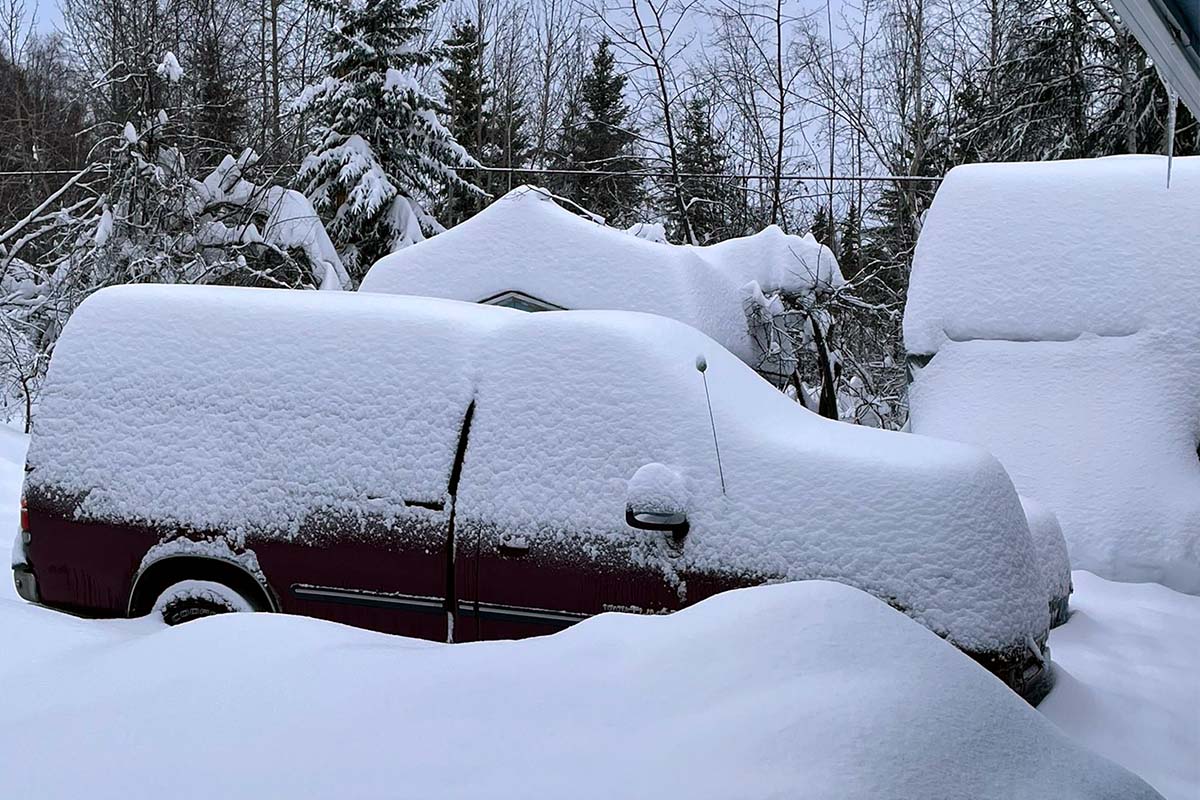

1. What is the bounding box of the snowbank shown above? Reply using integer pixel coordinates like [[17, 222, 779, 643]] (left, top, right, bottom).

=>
[[359, 185, 841, 365], [0, 581, 1159, 800], [1042, 571, 1200, 800], [28, 285, 1045, 654], [905, 157, 1200, 592]]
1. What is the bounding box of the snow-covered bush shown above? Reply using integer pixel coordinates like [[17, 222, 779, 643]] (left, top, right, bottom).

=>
[[0, 67, 345, 430], [93, 117, 346, 292]]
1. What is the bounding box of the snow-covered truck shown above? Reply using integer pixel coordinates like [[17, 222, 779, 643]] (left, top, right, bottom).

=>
[[359, 184, 843, 388], [905, 155, 1200, 595], [15, 284, 1053, 702]]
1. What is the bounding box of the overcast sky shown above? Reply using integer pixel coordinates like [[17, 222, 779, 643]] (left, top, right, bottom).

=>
[[32, 0, 61, 34]]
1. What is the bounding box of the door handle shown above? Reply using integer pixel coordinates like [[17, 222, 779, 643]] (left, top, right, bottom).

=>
[[498, 535, 529, 555]]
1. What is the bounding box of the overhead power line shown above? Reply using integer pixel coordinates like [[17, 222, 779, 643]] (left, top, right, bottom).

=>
[[0, 165, 943, 183]]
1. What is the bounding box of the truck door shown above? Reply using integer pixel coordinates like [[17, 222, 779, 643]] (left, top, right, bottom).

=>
[[264, 399, 477, 643], [449, 401, 684, 643]]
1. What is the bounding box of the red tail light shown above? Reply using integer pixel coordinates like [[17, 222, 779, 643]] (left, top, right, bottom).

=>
[[20, 494, 28, 533]]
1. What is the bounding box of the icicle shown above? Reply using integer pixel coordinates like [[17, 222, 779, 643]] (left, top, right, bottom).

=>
[[1166, 85, 1178, 188], [1156, 66, 1179, 188]]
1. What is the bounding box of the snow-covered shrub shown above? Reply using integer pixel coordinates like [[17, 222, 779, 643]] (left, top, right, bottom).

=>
[[739, 246, 906, 429], [0, 96, 345, 429], [93, 117, 346, 292]]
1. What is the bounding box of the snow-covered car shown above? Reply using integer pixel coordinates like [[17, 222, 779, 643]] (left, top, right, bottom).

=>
[[14, 284, 1053, 702], [359, 185, 843, 387], [905, 156, 1200, 593]]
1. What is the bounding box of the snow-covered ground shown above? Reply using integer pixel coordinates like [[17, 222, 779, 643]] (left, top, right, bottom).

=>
[[0, 426, 1195, 798], [0, 572, 1159, 799], [1040, 572, 1200, 799]]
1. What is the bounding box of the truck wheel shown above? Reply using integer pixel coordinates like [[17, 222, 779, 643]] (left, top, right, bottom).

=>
[[153, 579, 256, 625]]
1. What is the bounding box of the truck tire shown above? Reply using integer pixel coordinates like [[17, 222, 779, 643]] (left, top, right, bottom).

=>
[[153, 579, 257, 625]]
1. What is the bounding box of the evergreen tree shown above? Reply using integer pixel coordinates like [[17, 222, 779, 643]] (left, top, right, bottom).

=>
[[192, 31, 247, 163], [439, 20, 492, 225], [490, 83, 530, 191], [809, 206, 834, 249], [670, 97, 738, 244], [839, 204, 862, 279], [555, 38, 641, 225], [293, 0, 479, 279], [863, 100, 948, 300]]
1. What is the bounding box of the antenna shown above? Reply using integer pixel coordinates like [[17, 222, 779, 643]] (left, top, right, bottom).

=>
[[696, 355, 726, 495]]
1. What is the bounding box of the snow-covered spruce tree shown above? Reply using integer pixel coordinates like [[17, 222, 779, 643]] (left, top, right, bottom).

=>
[[667, 97, 739, 245], [439, 20, 495, 226], [555, 38, 642, 226], [293, 0, 481, 280]]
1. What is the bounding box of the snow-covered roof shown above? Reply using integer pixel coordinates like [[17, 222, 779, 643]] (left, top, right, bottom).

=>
[[906, 156, 1200, 593], [1108, 0, 1200, 116], [904, 155, 1200, 356], [359, 186, 842, 363], [30, 284, 1045, 652], [0, 580, 1159, 800]]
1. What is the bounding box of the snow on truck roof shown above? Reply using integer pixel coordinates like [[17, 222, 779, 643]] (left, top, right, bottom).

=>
[[358, 185, 843, 363], [904, 155, 1200, 356], [29, 284, 1046, 651]]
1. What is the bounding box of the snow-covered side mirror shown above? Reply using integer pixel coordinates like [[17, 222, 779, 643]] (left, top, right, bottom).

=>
[[625, 463, 689, 539]]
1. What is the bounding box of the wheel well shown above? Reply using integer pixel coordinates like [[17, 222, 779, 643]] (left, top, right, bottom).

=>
[[128, 556, 277, 617]]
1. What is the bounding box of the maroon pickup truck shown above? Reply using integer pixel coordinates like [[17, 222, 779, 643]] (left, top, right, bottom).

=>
[[13, 284, 1055, 703]]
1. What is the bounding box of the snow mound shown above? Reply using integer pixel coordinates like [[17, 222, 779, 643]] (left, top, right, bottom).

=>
[[359, 185, 842, 364], [0, 581, 1160, 800], [28, 284, 1046, 653], [905, 157, 1200, 592]]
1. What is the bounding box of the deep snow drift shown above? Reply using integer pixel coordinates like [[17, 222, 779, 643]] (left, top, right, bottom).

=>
[[28, 284, 1045, 655], [1040, 572, 1200, 799], [359, 185, 842, 367], [905, 156, 1200, 592], [0, 580, 1160, 800]]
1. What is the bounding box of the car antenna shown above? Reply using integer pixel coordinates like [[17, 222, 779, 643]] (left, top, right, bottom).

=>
[[696, 355, 726, 495]]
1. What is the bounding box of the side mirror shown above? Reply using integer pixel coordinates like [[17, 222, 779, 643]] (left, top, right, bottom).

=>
[[625, 462, 690, 540], [625, 506, 689, 538]]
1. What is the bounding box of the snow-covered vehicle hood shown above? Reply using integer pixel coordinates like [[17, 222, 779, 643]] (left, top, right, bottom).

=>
[[27, 285, 1047, 656]]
